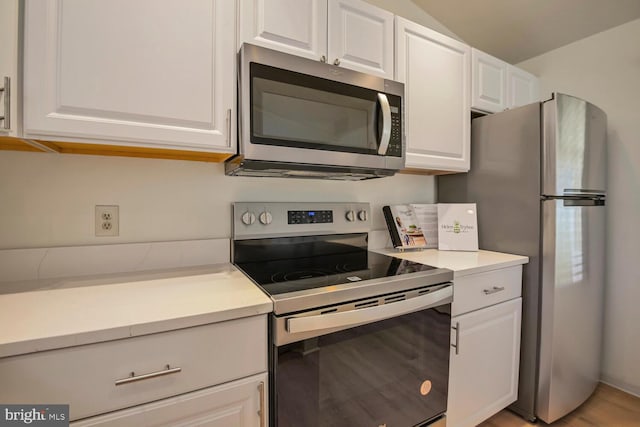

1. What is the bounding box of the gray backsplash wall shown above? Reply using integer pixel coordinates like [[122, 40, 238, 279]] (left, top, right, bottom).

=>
[[0, 151, 435, 249]]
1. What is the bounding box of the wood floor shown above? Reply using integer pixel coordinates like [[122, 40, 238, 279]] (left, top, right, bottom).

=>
[[478, 383, 640, 427]]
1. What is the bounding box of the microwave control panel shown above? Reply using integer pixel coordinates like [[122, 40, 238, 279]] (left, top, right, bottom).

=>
[[386, 100, 402, 157]]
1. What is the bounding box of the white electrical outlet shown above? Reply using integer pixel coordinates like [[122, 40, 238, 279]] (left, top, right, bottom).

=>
[[95, 205, 119, 237]]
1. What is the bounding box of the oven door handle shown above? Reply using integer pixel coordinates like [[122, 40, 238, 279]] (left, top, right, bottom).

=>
[[286, 285, 453, 334], [377, 93, 392, 155]]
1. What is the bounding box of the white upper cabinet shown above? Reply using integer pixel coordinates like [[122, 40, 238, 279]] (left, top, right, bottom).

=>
[[239, 0, 328, 62], [396, 17, 471, 172], [240, 0, 394, 79], [0, 0, 19, 137], [507, 66, 539, 110], [327, 0, 393, 78], [471, 48, 539, 113], [23, 0, 236, 153], [471, 48, 507, 113]]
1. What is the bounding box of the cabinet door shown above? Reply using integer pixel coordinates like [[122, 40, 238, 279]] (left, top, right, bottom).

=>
[[507, 66, 539, 109], [396, 17, 470, 172], [448, 298, 522, 427], [71, 373, 268, 427], [24, 0, 236, 153], [471, 48, 507, 113], [0, 0, 19, 137], [327, 0, 394, 79], [239, 0, 327, 62]]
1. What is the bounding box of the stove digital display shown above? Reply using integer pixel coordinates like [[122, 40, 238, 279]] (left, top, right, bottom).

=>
[[288, 210, 333, 224]]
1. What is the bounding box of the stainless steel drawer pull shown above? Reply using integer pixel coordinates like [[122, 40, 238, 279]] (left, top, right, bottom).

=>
[[114, 364, 182, 386], [0, 76, 10, 130], [451, 322, 460, 355], [483, 286, 505, 295], [225, 108, 231, 146], [258, 381, 266, 427]]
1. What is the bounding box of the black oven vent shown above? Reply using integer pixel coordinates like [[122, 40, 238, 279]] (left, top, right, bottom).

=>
[[355, 300, 378, 309], [384, 294, 407, 303]]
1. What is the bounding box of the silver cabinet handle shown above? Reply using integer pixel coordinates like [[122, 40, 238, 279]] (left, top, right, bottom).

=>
[[333, 58, 341, 66], [320, 55, 327, 63], [451, 322, 460, 355], [287, 285, 453, 335], [115, 364, 182, 386], [483, 286, 505, 295], [258, 381, 266, 427], [0, 76, 10, 130], [377, 93, 391, 155], [225, 108, 232, 147]]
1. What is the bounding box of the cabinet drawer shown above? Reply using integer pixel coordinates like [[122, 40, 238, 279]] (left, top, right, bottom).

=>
[[71, 372, 268, 427], [452, 266, 522, 316], [0, 315, 267, 421]]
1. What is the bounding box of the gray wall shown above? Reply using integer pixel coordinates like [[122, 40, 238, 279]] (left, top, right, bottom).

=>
[[0, 151, 435, 249]]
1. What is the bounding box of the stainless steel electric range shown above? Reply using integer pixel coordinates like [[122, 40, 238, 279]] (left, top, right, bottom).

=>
[[232, 202, 454, 427]]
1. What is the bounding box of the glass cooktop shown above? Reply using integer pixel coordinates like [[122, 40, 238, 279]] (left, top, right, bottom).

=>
[[233, 234, 437, 296]]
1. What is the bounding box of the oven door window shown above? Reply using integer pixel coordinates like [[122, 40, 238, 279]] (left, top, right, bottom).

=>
[[274, 307, 450, 427], [251, 63, 386, 155]]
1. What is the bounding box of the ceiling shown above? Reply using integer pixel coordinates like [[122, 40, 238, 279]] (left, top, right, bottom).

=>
[[412, 0, 640, 63]]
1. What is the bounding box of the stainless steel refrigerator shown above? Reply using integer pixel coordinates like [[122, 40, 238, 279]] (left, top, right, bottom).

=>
[[438, 93, 607, 423]]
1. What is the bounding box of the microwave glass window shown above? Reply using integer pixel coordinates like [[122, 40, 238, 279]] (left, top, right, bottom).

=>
[[250, 64, 385, 155], [254, 79, 374, 151]]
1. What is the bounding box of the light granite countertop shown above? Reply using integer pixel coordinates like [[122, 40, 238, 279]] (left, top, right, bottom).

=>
[[0, 244, 528, 359], [0, 264, 272, 358], [373, 248, 529, 277]]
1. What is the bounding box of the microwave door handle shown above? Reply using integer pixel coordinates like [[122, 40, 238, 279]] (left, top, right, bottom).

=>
[[377, 93, 392, 155]]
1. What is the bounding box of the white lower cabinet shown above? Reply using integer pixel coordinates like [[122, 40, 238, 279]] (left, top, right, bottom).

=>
[[0, 315, 268, 424], [447, 266, 523, 427], [71, 373, 268, 427]]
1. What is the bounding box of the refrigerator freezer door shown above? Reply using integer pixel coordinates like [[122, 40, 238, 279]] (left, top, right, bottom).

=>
[[537, 198, 605, 423], [542, 93, 607, 197]]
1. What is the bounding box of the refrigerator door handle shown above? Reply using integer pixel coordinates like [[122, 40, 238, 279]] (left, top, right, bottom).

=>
[[542, 195, 605, 200], [563, 188, 606, 196], [542, 196, 605, 206], [563, 198, 605, 207]]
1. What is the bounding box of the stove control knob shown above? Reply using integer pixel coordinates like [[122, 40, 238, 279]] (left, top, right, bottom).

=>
[[358, 210, 368, 221], [241, 211, 256, 225], [345, 210, 356, 222], [259, 211, 273, 225]]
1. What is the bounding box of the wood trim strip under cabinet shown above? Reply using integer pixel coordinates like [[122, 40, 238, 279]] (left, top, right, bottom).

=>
[[0, 135, 45, 152], [36, 140, 233, 162]]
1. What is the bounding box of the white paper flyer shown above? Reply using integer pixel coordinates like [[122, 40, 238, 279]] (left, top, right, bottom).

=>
[[437, 203, 479, 251]]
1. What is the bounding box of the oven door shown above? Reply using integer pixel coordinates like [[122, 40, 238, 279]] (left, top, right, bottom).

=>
[[271, 285, 452, 427], [239, 44, 404, 171]]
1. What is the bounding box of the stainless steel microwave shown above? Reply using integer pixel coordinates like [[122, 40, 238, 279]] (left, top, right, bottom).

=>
[[225, 44, 405, 180]]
